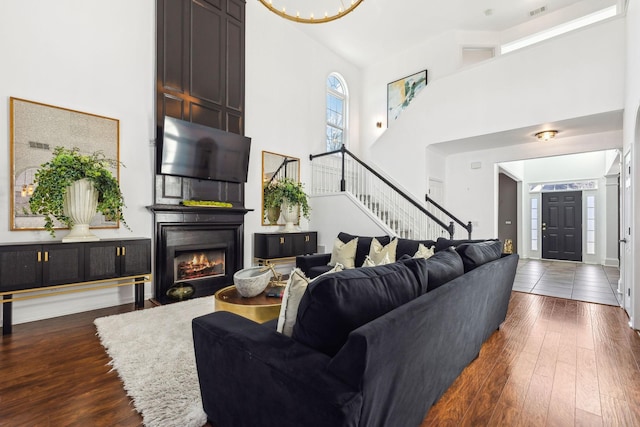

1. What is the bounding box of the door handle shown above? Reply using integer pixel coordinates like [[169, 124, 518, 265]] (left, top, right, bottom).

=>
[[620, 238, 628, 243]]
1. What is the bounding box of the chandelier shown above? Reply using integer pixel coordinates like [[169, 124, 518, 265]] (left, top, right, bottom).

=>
[[258, 0, 365, 24]]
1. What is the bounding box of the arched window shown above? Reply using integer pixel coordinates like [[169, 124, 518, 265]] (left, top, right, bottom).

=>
[[326, 73, 348, 151]]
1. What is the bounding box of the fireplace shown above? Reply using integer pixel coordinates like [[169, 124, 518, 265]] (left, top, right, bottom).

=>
[[174, 248, 225, 283], [149, 205, 249, 304]]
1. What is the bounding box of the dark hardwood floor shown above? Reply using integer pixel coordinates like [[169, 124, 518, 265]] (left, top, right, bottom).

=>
[[1, 292, 639, 426], [421, 292, 640, 427]]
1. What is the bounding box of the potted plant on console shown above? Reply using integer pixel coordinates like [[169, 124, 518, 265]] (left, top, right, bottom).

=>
[[29, 146, 128, 242], [263, 179, 284, 225], [279, 177, 310, 232]]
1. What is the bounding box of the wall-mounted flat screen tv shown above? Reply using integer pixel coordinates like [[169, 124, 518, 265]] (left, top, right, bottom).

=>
[[159, 116, 251, 183]]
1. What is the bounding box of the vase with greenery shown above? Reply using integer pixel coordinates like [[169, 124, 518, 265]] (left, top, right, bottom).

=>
[[278, 177, 310, 220], [29, 146, 128, 239], [263, 177, 310, 229], [263, 179, 283, 224]]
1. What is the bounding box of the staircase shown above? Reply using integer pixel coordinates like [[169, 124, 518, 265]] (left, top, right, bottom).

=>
[[310, 146, 472, 241]]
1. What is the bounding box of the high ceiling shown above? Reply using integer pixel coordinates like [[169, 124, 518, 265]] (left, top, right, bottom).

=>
[[275, 0, 623, 154], [289, 0, 618, 67]]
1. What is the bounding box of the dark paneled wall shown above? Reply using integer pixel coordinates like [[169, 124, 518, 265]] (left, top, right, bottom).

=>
[[155, 0, 246, 204]]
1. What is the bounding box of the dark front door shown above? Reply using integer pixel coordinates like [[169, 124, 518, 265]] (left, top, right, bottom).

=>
[[542, 191, 582, 261]]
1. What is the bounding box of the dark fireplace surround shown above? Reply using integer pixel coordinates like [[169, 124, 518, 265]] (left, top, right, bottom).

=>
[[149, 205, 249, 304]]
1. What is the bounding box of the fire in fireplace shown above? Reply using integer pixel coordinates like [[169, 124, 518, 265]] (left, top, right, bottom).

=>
[[174, 249, 225, 283]]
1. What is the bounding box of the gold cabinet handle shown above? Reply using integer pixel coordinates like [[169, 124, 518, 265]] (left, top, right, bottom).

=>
[[122, 246, 126, 256], [280, 237, 285, 244], [44, 251, 49, 262], [38, 251, 42, 262], [117, 247, 121, 256]]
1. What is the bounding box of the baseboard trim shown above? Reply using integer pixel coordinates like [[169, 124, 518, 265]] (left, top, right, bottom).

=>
[[604, 258, 620, 267]]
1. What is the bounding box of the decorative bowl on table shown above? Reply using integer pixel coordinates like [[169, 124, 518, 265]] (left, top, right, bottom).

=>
[[233, 266, 272, 297]]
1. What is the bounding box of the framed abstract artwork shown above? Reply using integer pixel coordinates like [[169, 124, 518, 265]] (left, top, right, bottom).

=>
[[387, 69, 428, 125]]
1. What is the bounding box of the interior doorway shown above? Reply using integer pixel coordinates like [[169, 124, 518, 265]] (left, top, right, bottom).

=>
[[541, 191, 583, 261]]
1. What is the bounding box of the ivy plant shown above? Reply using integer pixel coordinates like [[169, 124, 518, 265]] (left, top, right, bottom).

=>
[[263, 179, 284, 212], [29, 146, 128, 237], [262, 177, 310, 220]]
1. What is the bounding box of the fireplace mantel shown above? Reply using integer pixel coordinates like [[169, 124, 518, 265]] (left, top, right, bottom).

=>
[[148, 204, 252, 304], [148, 204, 252, 215]]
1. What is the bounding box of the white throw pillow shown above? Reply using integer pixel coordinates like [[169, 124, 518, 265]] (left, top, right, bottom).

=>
[[361, 253, 392, 267], [368, 237, 397, 265], [276, 264, 344, 337], [328, 237, 358, 269], [413, 243, 435, 259]]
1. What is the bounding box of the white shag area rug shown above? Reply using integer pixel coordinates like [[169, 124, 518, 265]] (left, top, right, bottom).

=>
[[94, 296, 215, 427]]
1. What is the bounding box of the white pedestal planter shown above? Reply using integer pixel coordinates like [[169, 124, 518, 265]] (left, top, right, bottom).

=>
[[62, 178, 100, 242], [281, 200, 299, 232]]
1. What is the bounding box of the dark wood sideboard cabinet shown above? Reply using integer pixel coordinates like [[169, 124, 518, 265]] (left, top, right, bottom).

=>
[[253, 232, 318, 263], [0, 238, 151, 335]]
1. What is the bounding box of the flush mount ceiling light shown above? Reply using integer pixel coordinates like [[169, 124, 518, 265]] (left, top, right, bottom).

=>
[[258, 0, 365, 24], [535, 130, 558, 141]]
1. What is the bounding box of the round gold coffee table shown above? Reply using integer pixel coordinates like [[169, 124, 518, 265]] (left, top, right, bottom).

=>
[[214, 285, 282, 323]]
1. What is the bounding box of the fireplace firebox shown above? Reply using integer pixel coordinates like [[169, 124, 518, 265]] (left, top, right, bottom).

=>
[[148, 205, 250, 304], [174, 247, 225, 283]]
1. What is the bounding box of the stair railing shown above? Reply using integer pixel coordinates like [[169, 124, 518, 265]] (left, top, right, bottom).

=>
[[425, 195, 473, 239], [310, 146, 458, 240]]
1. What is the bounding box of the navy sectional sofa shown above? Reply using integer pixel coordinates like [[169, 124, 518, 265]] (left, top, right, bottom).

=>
[[192, 240, 517, 427]]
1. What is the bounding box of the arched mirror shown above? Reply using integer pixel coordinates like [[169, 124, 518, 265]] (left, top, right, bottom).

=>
[[262, 151, 300, 226]]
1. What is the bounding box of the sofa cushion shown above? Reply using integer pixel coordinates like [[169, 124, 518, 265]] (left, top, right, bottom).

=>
[[307, 265, 334, 277], [455, 240, 503, 272], [277, 264, 344, 337], [292, 261, 429, 357], [328, 237, 358, 268], [434, 237, 496, 252], [423, 248, 465, 291], [367, 237, 398, 265], [338, 232, 391, 268]]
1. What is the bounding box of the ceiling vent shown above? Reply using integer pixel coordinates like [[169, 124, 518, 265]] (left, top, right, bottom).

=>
[[529, 6, 547, 16]]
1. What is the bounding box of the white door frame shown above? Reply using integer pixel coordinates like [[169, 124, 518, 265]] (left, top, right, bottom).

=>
[[622, 149, 632, 321]]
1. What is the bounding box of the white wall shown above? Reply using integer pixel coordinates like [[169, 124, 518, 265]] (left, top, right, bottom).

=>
[[523, 151, 613, 182], [308, 193, 390, 255], [366, 19, 625, 203], [0, 0, 155, 325], [243, 2, 362, 267]]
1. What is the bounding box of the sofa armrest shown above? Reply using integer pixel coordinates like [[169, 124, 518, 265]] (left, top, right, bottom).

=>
[[192, 311, 361, 427], [296, 253, 331, 276]]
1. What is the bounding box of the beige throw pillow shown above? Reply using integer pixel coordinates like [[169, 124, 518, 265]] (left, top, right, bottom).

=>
[[361, 253, 392, 267], [276, 264, 344, 337], [328, 237, 358, 269], [414, 243, 435, 259], [368, 237, 397, 265]]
